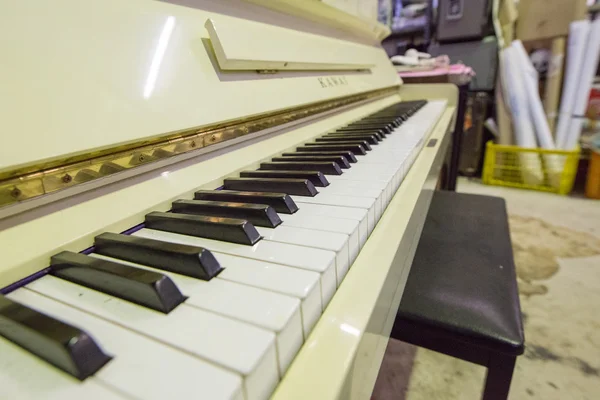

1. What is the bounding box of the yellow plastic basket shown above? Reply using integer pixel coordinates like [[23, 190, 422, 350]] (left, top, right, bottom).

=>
[[482, 141, 580, 194]]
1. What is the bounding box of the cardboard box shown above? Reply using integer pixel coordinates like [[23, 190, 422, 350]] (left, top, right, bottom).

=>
[[516, 0, 587, 41]]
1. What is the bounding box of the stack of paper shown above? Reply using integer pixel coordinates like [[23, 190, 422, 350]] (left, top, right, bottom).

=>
[[563, 17, 600, 150], [500, 46, 544, 185], [544, 38, 565, 134], [555, 19, 600, 150], [512, 40, 565, 187]]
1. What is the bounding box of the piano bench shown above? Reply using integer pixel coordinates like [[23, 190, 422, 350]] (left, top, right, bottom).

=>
[[391, 191, 525, 400]]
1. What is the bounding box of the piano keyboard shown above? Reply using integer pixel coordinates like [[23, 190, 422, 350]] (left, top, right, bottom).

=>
[[1, 99, 446, 400]]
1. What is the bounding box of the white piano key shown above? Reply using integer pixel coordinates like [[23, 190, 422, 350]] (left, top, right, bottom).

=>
[[278, 213, 359, 265], [24, 275, 278, 400], [90, 253, 302, 376], [214, 253, 322, 336], [346, 163, 397, 173], [316, 184, 383, 222], [133, 228, 337, 307], [327, 173, 395, 208], [290, 202, 369, 250], [330, 181, 390, 215], [7, 288, 245, 400], [256, 225, 350, 286], [291, 194, 376, 235], [326, 176, 389, 191], [345, 163, 403, 194], [319, 184, 382, 200], [0, 340, 125, 400]]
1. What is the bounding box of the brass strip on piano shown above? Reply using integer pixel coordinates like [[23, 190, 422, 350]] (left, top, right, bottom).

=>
[[0, 86, 397, 209]]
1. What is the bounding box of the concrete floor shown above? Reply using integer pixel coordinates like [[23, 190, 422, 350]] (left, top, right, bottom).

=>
[[372, 178, 600, 400]]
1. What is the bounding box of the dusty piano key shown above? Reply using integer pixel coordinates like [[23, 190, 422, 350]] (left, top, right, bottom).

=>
[[282, 151, 357, 163], [172, 199, 282, 228], [133, 228, 338, 308], [240, 170, 330, 187], [271, 155, 351, 169], [316, 136, 379, 145], [22, 275, 278, 400], [223, 177, 319, 196], [146, 211, 262, 245], [296, 144, 367, 155], [50, 251, 185, 313], [306, 140, 372, 151], [4, 290, 243, 400], [94, 233, 223, 280], [90, 254, 303, 377], [259, 161, 342, 175], [194, 190, 298, 214], [0, 294, 111, 380]]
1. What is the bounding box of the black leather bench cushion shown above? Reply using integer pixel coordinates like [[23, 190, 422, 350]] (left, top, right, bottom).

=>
[[395, 191, 524, 355]]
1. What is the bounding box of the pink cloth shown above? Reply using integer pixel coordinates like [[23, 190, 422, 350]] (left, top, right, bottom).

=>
[[398, 64, 474, 77]]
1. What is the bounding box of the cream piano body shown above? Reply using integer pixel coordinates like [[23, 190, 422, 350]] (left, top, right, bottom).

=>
[[0, 0, 457, 399]]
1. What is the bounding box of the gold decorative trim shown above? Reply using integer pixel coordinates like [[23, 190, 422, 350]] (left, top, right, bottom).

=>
[[0, 86, 399, 208]]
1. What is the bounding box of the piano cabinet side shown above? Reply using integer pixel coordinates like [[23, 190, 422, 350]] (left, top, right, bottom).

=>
[[272, 104, 457, 400]]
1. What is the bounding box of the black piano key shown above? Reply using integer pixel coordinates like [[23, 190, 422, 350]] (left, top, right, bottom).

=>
[[297, 144, 367, 155], [308, 139, 372, 150], [194, 190, 298, 214], [259, 161, 342, 175], [305, 140, 371, 151], [94, 233, 222, 281], [283, 151, 358, 163], [146, 212, 261, 245], [349, 120, 393, 126], [345, 124, 393, 134], [50, 251, 185, 313], [0, 295, 111, 380], [223, 177, 318, 196], [172, 199, 281, 228], [349, 120, 394, 127], [325, 131, 383, 140], [360, 118, 401, 127], [240, 170, 329, 187], [271, 155, 351, 169], [329, 130, 385, 140], [336, 127, 386, 135], [351, 125, 394, 134], [366, 114, 403, 120], [317, 135, 379, 145]]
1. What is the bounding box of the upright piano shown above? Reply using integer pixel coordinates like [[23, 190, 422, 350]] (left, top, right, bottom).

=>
[[0, 1, 457, 399]]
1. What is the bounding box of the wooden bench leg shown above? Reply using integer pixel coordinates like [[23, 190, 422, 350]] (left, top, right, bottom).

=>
[[482, 353, 516, 400]]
